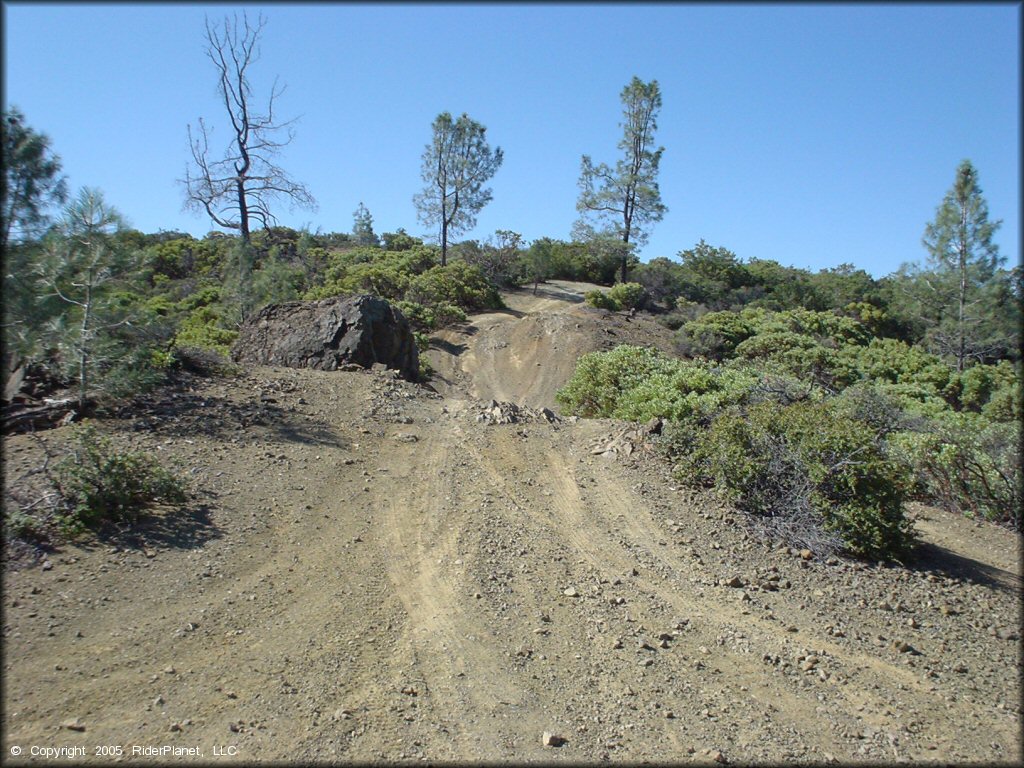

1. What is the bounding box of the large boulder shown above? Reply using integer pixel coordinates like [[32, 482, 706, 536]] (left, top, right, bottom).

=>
[[231, 295, 419, 380]]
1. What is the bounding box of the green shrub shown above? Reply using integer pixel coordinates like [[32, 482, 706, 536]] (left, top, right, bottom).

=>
[[4, 507, 47, 543], [306, 245, 437, 301], [954, 360, 1020, 419], [677, 400, 915, 560], [53, 425, 189, 533], [767, 307, 871, 346], [608, 282, 649, 310], [304, 247, 500, 329], [890, 412, 1020, 528], [584, 289, 619, 310], [406, 261, 502, 313], [677, 306, 872, 365], [395, 300, 467, 332], [177, 285, 222, 312], [736, 332, 859, 392], [839, 337, 952, 393], [615, 363, 760, 424], [556, 345, 670, 417], [556, 345, 761, 424], [98, 344, 172, 401], [172, 306, 239, 358], [676, 310, 759, 360]]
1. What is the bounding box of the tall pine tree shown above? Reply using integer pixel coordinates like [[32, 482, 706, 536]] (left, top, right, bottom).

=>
[[577, 77, 666, 283], [920, 160, 1005, 370]]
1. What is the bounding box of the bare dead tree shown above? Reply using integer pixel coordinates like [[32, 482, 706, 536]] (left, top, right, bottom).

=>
[[182, 12, 316, 244]]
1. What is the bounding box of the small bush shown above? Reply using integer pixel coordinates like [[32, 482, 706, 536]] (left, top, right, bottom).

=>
[[171, 346, 239, 377], [172, 306, 239, 358], [406, 261, 503, 314], [584, 289, 619, 310], [53, 425, 189, 533], [654, 303, 703, 331], [556, 345, 762, 424], [98, 344, 172, 402], [396, 300, 467, 332], [890, 412, 1020, 529], [556, 345, 672, 418], [676, 310, 758, 360], [955, 360, 1020, 419], [608, 282, 649, 310]]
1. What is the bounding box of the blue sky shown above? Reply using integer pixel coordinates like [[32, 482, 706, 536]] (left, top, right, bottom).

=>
[[3, 2, 1019, 278]]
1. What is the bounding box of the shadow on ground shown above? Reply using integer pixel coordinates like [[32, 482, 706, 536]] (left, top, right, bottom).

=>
[[909, 541, 1021, 593], [72, 499, 223, 554], [515, 284, 586, 304], [125, 393, 348, 449]]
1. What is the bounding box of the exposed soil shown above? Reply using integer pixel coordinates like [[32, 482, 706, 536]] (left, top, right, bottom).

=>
[[2, 280, 1021, 765]]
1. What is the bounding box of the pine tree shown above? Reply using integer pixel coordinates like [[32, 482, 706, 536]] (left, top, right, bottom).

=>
[[414, 112, 503, 266], [352, 202, 378, 246], [577, 77, 666, 283], [920, 160, 1004, 370]]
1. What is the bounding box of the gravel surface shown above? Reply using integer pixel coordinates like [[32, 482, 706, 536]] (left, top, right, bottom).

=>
[[3, 281, 1020, 765]]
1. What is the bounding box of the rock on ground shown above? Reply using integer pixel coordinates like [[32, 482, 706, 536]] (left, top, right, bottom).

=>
[[232, 294, 418, 380]]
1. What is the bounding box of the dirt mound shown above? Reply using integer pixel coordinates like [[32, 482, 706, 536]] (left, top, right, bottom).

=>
[[232, 294, 418, 380], [427, 280, 678, 409]]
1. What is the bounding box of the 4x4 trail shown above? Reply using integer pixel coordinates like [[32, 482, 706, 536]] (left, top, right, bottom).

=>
[[2, 281, 1020, 764]]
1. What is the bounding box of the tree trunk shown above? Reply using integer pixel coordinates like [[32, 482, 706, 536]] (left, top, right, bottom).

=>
[[237, 179, 250, 244], [78, 268, 93, 412], [620, 228, 631, 285], [957, 202, 968, 372]]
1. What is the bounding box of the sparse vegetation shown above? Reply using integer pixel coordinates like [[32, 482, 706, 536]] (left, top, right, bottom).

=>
[[3, 425, 189, 543], [52, 425, 188, 534]]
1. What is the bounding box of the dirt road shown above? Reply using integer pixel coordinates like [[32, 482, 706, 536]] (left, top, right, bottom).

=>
[[3, 281, 1020, 764]]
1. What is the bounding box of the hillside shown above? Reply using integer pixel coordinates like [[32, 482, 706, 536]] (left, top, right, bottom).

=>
[[2, 281, 1021, 764]]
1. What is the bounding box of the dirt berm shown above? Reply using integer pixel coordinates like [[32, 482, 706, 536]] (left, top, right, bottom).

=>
[[2, 281, 1020, 764]]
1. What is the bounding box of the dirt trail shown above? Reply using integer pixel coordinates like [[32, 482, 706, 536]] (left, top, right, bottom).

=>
[[427, 280, 673, 409], [3, 281, 1021, 764]]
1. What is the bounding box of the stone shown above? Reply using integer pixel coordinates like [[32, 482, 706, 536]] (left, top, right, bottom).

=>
[[231, 295, 419, 380], [563, 587, 579, 597], [61, 718, 86, 731], [542, 731, 565, 747]]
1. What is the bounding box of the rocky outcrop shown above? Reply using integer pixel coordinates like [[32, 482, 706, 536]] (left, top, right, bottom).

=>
[[232, 295, 419, 380]]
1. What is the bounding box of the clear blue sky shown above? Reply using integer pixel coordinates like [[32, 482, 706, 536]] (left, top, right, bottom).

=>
[[3, 2, 1019, 278]]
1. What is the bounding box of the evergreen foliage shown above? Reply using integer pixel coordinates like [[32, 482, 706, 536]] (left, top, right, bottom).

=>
[[414, 112, 503, 265], [577, 77, 666, 282]]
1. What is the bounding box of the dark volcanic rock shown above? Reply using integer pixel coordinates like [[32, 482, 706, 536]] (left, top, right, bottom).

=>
[[232, 295, 419, 380]]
